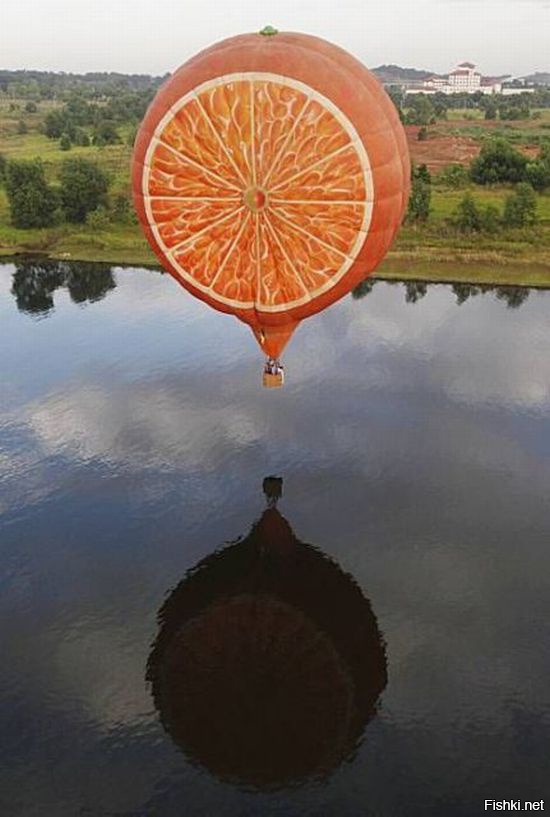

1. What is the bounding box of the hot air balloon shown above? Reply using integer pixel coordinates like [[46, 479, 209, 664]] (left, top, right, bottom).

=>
[[132, 28, 410, 386], [147, 478, 387, 789]]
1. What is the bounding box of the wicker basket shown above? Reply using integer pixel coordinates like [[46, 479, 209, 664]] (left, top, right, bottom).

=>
[[263, 371, 284, 388]]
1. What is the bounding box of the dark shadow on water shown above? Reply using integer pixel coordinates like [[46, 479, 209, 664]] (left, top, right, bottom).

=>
[[351, 275, 531, 308], [10, 259, 115, 316], [147, 478, 387, 792]]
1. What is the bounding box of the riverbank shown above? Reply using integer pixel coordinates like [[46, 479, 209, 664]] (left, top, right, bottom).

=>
[[1, 222, 549, 288]]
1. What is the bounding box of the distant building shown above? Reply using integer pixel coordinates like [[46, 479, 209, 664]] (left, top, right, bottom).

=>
[[408, 62, 506, 95]]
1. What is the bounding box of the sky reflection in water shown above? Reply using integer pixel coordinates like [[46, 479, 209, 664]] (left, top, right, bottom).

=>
[[0, 261, 549, 816]]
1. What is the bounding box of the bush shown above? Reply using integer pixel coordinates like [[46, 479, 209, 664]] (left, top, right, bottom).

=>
[[110, 193, 132, 224], [480, 204, 501, 233], [25, 101, 38, 113], [86, 206, 110, 230], [59, 133, 72, 151], [17, 120, 28, 135], [44, 110, 66, 139], [438, 163, 468, 189], [484, 102, 497, 120], [470, 138, 528, 185], [417, 126, 428, 142], [407, 164, 431, 222], [93, 120, 120, 146], [0, 153, 6, 185], [525, 160, 550, 192], [5, 159, 59, 228], [73, 128, 90, 147], [502, 183, 537, 228], [453, 193, 481, 233], [59, 158, 109, 223]]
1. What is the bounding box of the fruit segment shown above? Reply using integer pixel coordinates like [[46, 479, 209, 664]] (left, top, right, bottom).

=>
[[210, 213, 257, 303], [268, 211, 345, 294], [172, 208, 246, 289], [253, 82, 309, 187], [148, 142, 241, 199], [270, 146, 366, 201], [160, 98, 244, 189], [270, 201, 365, 255], [150, 198, 241, 249], [197, 81, 254, 185]]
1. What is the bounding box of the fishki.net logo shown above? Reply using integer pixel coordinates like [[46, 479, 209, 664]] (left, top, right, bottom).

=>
[[485, 802, 545, 812]]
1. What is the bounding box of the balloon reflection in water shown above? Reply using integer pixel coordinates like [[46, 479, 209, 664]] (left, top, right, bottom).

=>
[[147, 478, 387, 790]]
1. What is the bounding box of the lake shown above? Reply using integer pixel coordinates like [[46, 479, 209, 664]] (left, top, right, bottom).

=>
[[1, 259, 549, 816]]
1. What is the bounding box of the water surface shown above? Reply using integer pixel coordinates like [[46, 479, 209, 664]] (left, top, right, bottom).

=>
[[1, 260, 549, 816]]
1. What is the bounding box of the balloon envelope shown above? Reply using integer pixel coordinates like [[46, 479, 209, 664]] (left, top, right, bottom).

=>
[[132, 31, 410, 358]]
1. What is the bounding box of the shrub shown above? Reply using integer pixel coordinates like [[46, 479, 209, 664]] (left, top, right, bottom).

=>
[[59, 133, 72, 151], [525, 160, 550, 192], [470, 138, 528, 185], [5, 159, 59, 229], [86, 206, 110, 230], [0, 153, 6, 185], [438, 163, 468, 189], [110, 193, 132, 224], [502, 183, 537, 228], [17, 120, 28, 135], [92, 121, 120, 146], [453, 193, 481, 233], [73, 128, 90, 147], [407, 164, 431, 223], [480, 204, 501, 233], [59, 158, 109, 223], [417, 126, 428, 142]]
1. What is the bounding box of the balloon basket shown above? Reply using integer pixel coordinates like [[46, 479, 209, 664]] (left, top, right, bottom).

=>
[[263, 371, 284, 389]]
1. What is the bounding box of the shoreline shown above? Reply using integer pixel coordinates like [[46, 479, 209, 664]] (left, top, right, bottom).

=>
[[2, 245, 549, 289]]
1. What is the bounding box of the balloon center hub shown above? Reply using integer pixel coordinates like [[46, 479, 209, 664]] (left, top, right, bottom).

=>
[[244, 187, 268, 212]]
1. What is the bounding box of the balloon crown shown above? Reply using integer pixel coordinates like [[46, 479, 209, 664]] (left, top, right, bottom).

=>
[[259, 25, 279, 36]]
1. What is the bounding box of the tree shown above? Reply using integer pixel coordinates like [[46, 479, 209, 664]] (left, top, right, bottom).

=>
[[25, 101, 38, 113], [470, 138, 528, 185], [44, 110, 67, 139], [73, 127, 90, 147], [484, 100, 498, 120], [502, 183, 537, 228], [407, 164, 431, 223], [480, 204, 501, 233], [453, 193, 481, 233], [59, 158, 109, 222], [4, 159, 59, 228], [59, 133, 72, 151], [525, 161, 550, 192], [92, 120, 120, 146], [438, 163, 468, 189], [406, 94, 435, 126]]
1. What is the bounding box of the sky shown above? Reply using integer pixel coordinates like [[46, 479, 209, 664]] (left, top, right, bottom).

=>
[[0, 0, 548, 77]]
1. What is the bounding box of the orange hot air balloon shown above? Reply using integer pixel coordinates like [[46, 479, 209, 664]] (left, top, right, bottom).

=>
[[132, 27, 410, 385]]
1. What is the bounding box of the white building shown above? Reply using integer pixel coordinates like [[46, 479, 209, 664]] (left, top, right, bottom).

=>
[[408, 62, 504, 95]]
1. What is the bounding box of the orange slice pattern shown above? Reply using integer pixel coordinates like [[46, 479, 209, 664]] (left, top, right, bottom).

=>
[[143, 73, 372, 311]]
